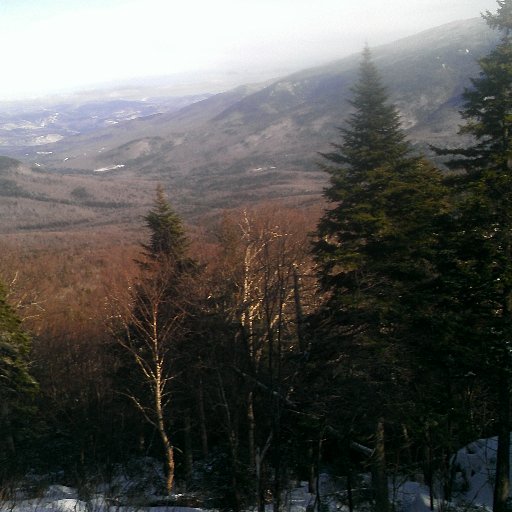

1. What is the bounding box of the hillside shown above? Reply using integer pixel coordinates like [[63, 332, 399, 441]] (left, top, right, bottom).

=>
[[0, 17, 500, 233], [0, 157, 155, 234]]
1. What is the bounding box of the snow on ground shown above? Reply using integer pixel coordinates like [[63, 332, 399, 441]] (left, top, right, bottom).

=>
[[392, 435, 506, 511], [2, 436, 511, 512], [1, 485, 204, 512], [450, 436, 499, 508], [93, 164, 126, 173]]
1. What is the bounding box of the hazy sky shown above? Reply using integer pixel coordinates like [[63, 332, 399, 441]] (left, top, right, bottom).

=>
[[0, 0, 499, 99]]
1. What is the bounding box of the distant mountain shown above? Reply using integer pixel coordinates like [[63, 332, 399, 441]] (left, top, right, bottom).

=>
[[0, 66, 299, 155], [40, 19, 497, 168], [0, 17, 501, 232]]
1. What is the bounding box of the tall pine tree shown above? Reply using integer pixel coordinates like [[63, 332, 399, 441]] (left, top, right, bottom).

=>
[[435, 2, 512, 509], [314, 47, 445, 312], [313, 47, 447, 512]]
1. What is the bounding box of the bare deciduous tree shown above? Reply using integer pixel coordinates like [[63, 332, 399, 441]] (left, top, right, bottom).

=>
[[110, 257, 188, 494]]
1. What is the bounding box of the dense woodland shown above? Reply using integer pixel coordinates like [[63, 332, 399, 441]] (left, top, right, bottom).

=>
[[1, 2, 512, 511]]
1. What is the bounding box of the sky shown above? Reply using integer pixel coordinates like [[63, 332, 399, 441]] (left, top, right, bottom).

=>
[[0, 0, 500, 100]]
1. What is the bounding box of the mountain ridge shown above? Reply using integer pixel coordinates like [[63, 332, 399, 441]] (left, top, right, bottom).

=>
[[0, 17, 500, 234]]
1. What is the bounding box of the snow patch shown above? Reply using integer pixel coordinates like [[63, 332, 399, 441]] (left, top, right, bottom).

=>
[[93, 164, 125, 173], [2, 437, 512, 512], [33, 134, 64, 145], [44, 486, 77, 499]]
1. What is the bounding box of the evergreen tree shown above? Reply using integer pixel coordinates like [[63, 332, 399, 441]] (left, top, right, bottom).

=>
[[0, 280, 37, 476], [314, 47, 444, 306], [314, 46, 446, 358], [143, 184, 188, 263], [312, 47, 447, 511], [434, 2, 512, 509]]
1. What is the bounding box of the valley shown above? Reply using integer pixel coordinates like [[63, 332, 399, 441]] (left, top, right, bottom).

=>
[[0, 17, 499, 237]]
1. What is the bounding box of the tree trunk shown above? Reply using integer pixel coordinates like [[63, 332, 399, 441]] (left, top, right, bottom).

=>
[[228, 427, 242, 512], [421, 424, 435, 511], [155, 373, 174, 494], [164, 443, 175, 496], [248, 391, 256, 467], [157, 416, 175, 495], [197, 377, 209, 458], [315, 429, 325, 511], [184, 409, 193, 486], [256, 432, 273, 512], [138, 432, 146, 453], [217, 369, 242, 512], [493, 368, 510, 512], [308, 444, 316, 494], [292, 265, 306, 353], [372, 418, 389, 512], [256, 447, 265, 512], [401, 424, 413, 467], [0, 400, 15, 456], [273, 439, 282, 512], [347, 466, 354, 512]]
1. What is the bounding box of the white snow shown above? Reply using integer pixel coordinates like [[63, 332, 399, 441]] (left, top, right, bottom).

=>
[[450, 436, 504, 509], [93, 164, 126, 173], [1, 436, 511, 512]]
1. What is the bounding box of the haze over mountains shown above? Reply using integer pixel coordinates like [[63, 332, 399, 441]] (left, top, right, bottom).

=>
[[0, 17, 499, 233]]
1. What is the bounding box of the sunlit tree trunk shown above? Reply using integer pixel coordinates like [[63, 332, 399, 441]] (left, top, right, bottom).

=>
[[111, 258, 187, 496]]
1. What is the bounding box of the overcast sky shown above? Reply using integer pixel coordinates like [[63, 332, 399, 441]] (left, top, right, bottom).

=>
[[0, 0, 499, 99]]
